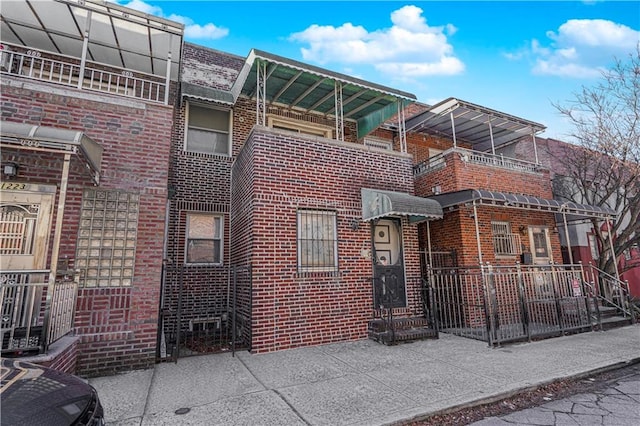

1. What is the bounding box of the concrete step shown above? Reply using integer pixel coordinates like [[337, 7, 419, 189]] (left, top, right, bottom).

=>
[[368, 317, 437, 345]]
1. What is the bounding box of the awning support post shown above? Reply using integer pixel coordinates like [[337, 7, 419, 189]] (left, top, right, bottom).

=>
[[42, 153, 71, 350], [532, 129, 539, 164], [488, 116, 495, 155], [426, 220, 433, 267], [606, 217, 620, 281], [450, 111, 457, 148], [473, 202, 483, 265], [77, 10, 92, 90], [164, 34, 173, 105], [398, 100, 407, 153], [256, 59, 267, 126], [562, 210, 574, 264], [334, 81, 344, 142]]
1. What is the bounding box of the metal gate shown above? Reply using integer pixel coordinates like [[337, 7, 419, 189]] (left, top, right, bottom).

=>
[[157, 263, 251, 360]]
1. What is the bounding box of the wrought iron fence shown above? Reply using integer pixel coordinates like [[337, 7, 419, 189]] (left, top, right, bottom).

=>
[[427, 263, 604, 346], [158, 263, 251, 361], [1, 270, 77, 354]]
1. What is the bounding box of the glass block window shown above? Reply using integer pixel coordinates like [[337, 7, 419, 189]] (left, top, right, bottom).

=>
[[297, 210, 338, 272], [185, 213, 222, 264], [76, 189, 139, 287]]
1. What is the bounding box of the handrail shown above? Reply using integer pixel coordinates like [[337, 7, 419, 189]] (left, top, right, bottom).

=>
[[584, 263, 635, 322]]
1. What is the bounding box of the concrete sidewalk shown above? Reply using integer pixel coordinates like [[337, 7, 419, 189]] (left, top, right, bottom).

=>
[[90, 325, 639, 426]]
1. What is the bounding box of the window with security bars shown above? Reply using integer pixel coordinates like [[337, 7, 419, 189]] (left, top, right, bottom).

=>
[[297, 210, 338, 272], [76, 189, 139, 287], [185, 213, 222, 264], [491, 221, 520, 256]]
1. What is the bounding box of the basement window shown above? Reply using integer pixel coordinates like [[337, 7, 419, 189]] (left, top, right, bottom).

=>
[[185, 213, 223, 265], [297, 210, 338, 273]]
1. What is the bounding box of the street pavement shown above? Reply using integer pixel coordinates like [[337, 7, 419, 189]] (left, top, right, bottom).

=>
[[470, 363, 640, 425], [89, 325, 639, 426]]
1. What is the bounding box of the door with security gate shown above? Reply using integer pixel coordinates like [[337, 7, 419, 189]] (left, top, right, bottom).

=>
[[372, 219, 406, 309]]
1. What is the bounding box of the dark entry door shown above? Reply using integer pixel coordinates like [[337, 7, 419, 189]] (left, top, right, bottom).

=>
[[372, 219, 406, 308]]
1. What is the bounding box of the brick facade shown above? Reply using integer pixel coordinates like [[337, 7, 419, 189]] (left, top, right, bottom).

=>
[[1, 78, 173, 376]]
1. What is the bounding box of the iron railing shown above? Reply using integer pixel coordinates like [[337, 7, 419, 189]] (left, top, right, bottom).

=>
[[425, 263, 627, 346], [1, 44, 167, 104], [583, 263, 636, 322], [1, 270, 77, 354]]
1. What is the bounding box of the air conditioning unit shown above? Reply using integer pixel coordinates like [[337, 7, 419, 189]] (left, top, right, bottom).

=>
[[0, 44, 13, 72]]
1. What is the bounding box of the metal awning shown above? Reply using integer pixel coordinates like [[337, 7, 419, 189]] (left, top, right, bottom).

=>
[[362, 188, 443, 223], [0, 120, 103, 184], [406, 98, 546, 152], [231, 49, 416, 139], [0, 0, 183, 79], [430, 189, 616, 220], [181, 82, 235, 105]]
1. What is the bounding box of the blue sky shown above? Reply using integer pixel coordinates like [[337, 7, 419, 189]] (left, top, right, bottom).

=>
[[121, 1, 639, 140]]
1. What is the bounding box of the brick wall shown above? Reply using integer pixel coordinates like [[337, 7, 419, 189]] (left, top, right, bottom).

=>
[[233, 126, 422, 353], [1, 78, 173, 376]]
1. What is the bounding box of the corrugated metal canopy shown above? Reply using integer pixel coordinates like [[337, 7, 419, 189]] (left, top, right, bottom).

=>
[[430, 189, 616, 220], [0, 120, 103, 184], [231, 49, 416, 138], [406, 98, 546, 152], [0, 0, 183, 79], [362, 188, 443, 223]]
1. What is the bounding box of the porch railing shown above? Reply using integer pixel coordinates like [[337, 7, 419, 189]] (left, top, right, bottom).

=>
[[413, 147, 545, 177], [1, 44, 167, 104], [583, 263, 636, 321], [1, 270, 77, 354], [425, 263, 631, 346]]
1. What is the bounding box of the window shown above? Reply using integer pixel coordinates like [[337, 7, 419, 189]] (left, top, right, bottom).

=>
[[268, 116, 332, 138], [492, 221, 520, 256], [186, 214, 222, 264], [76, 189, 139, 287], [186, 102, 231, 155], [297, 210, 337, 272]]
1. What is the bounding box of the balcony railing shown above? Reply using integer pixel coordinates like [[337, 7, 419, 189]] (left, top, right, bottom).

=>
[[413, 147, 544, 176], [1, 270, 77, 355], [1, 44, 167, 104]]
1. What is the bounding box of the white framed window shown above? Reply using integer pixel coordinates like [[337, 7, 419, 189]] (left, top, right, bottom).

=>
[[268, 116, 332, 138], [297, 210, 338, 272], [185, 102, 231, 155], [492, 221, 520, 256], [364, 136, 392, 151], [185, 213, 223, 264]]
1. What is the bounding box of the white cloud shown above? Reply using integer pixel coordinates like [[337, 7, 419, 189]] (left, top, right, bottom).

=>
[[529, 19, 639, 78], [289, 5, 464, 77], [121, 0, 228, 40]]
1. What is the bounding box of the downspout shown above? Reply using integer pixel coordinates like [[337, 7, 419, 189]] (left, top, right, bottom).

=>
[[43, 153, 71, 349]]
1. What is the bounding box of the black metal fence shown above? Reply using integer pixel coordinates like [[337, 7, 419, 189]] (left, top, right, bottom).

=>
[[158, 263, 251, 361], [428, 263, 600, 346]]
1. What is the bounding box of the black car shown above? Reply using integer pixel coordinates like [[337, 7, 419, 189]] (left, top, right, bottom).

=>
[[1, 359, 104, 425]]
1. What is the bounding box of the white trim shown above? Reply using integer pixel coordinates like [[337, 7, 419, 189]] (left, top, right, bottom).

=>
[[268, 115, 332, 138]]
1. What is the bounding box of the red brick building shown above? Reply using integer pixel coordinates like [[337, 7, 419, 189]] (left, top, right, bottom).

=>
[[1, 0, 183, 375], [2, 1, 629, 375]]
